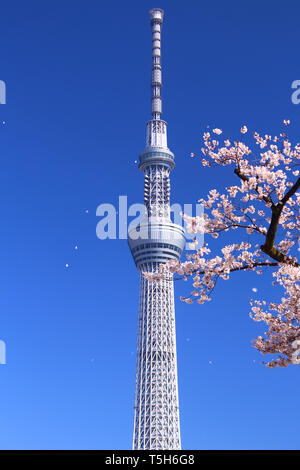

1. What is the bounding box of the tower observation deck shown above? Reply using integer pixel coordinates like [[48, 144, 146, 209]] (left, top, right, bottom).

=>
[[128, 9, 185, 450]]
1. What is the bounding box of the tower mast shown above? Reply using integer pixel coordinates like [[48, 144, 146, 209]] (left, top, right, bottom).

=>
[[150, 7, 163, 121], [128, 8, 185, 450]]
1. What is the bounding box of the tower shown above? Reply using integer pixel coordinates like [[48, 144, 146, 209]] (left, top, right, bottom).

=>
[[128, 9, 185, 450]]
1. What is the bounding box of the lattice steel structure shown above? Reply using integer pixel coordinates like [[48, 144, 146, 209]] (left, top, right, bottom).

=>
[[128, 8, 185, 450]]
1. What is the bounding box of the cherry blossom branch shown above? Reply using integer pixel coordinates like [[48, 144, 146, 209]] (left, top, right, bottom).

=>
[[261, 177, 300, 266], [234, 167, 274, 207], [174, 261, 278, 281], [145, 121, 300, 367]]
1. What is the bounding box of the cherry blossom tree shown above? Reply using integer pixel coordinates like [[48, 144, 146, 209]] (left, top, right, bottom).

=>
[[145, 121, 300, 368]]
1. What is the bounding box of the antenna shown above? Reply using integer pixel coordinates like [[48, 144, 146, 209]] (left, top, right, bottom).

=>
[[149, 8, 164, 120]]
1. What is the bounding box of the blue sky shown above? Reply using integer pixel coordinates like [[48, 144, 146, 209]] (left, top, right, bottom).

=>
[[0, 0, 299, 450]]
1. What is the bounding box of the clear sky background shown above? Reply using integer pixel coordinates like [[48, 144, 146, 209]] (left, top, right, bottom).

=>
[[0, 0, 299, 450]]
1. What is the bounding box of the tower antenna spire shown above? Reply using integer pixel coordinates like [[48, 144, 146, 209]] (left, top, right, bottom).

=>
[[149, 8, 164, 120]]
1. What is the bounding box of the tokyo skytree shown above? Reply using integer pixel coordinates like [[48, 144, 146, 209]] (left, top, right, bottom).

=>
[[128, 8, 185, 450]]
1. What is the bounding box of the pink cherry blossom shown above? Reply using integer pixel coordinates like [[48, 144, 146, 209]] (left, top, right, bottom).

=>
[[144, 122, 300, 368]]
